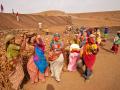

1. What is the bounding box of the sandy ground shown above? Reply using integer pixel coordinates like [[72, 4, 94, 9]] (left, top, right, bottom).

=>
[[23, 40, 120, 90]]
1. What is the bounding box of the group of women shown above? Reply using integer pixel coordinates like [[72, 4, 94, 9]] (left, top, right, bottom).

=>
[[4, 26, 119, 90], [5, 33, 65, 90], [68, 27, 100, 80]]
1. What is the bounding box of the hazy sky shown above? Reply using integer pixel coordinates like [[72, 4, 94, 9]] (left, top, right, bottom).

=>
[[0, 0, 120, 14]]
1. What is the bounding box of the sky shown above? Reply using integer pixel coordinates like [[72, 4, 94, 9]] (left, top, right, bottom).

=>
[[0, 0, 120, 14]]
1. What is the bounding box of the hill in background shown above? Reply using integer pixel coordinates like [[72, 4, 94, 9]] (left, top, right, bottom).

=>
[[0, 10, 120, 30]]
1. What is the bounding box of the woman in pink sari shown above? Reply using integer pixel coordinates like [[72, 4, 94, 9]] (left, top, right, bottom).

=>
[[27, 56, 39, 83], [68, 43, 80, 71]]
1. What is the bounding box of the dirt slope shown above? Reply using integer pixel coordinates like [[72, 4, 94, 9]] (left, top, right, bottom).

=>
[[0, 11, 120, 30], [70, 11, 120, 27], [33, 10, 67, 16], [0, 13, 68, 29]]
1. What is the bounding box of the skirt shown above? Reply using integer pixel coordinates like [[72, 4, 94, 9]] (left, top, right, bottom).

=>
[[68, 52, 80, 71], [9, 62, 24, 90], [50, 54, 64, 81]]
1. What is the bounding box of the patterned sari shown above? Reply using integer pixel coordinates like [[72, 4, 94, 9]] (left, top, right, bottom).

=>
[[49, 34, 64, 81], [34, 44, 48, 74], [83, 43, 98, 71], [27, 44, 48, 83], [7, 44, 24, 90]]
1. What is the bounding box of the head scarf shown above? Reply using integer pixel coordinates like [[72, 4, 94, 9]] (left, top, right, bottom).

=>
[[53, 33, 60, 37], [88, 37, 95, 44], [35, 35, 44, 43], [52, 33, 60, 41], [50, 33, 62, 49], [35, 35, 45, 51], [5, 34, 15, 50]]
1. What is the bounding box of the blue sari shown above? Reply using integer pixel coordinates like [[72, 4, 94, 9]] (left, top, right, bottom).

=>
[[34, 45, 48, 74]]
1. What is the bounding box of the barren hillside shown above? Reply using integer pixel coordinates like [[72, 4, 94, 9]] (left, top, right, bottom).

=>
[[33, 10, 67, 16], [0, 11, 120, 32], [0, 13, 68, 30], [70, 11, 120, 27]]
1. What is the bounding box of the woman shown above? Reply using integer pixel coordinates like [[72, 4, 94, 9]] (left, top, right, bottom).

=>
[[48, 33, 64, 82], [5, 34, 26, 90], [75, 32, 81, 45], [27, 35, 48, 83], [79, 31, 88, 48], [111, 31, 120, 54], [103, 27, 109, 42], [68, 42, 80, 71], [96, 29, 101, 45], [82, 35, 99, 80]]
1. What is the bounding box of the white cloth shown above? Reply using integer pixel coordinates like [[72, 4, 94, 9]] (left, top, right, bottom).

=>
[[114, 36, 119, 42], [38, 23, 42, 29], [17, 16, 19, 22], [70, 44, 80, 51], [50, 53, 64, 81]]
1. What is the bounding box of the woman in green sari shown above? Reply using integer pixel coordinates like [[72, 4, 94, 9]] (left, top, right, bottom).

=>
[[5, 34, 26, 90]]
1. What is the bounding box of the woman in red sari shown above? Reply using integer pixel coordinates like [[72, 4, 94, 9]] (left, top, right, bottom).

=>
[[82, 35, 99, 80]]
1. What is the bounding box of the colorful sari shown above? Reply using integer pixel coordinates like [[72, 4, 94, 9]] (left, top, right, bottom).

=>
[[68, 44, 80, 71], [83, 44, 97, 71], [103, 27, 109, 41], [50, 53, 64, 81], [96, 37, 101, 45], [82, 41, 98, 80], [49, 33, 64, 82], [27, 56, 39, 83], [6, 44, 24, 90], [34, 44, 48, 74], [9, 60, 24, 90], [111, 35, 120, 54], [79, 32, 88, 48], [27, 44, 48, 83]]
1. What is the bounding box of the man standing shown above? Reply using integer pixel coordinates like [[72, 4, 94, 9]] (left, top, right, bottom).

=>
[[1, 4, 4, 13], [12, 9, 14, 14]]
